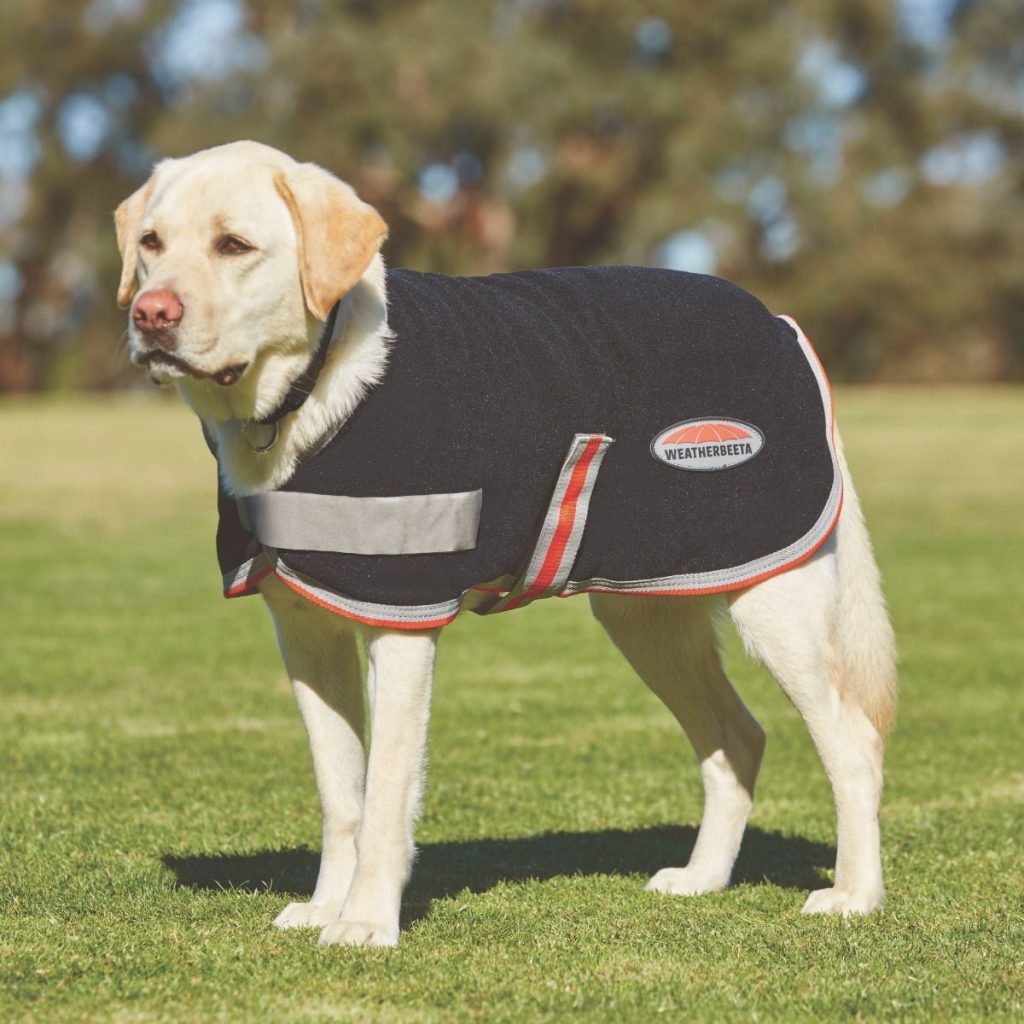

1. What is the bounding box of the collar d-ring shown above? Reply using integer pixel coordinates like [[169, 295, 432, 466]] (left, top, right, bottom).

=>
[[242, 419, 280, 453]]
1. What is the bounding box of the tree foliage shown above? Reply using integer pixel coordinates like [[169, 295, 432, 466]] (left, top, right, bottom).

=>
[[1, 0, 1021, 390]]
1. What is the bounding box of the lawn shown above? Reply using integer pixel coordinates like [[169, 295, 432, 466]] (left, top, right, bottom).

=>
[[1, 390, 1021, 1022]]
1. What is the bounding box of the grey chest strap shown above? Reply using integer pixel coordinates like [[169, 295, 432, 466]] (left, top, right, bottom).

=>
[[237, 489, 482, 556]]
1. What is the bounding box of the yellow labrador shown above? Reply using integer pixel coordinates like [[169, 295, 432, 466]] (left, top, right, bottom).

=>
[[115, 141, 896, 948]]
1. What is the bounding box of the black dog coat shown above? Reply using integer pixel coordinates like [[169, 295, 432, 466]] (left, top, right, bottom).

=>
[[216, 266, 841, 629]]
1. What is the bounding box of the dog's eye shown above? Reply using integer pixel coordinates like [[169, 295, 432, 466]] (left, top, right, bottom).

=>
[[216, 235, 255, 256], [139, 231, 162, 252]]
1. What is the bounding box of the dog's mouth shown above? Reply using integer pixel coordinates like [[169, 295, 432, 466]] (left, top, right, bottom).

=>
[[138, 349, 249, 387]]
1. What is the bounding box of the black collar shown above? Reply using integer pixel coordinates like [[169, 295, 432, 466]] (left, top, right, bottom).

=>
[[254, 302, 340, 426]]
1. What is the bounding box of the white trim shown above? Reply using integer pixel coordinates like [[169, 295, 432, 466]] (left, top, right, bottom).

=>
[[266, 549, 462, 627], [222, 552, 271, 596]]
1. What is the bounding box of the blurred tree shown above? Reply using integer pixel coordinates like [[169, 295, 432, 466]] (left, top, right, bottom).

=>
[[0, 0, 175, 389], [0, 0, 1021, 390]]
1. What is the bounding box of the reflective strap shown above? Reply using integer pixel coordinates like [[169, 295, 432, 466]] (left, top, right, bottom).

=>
[[238, 489, 482, 555], [481, 433, 614, 614]]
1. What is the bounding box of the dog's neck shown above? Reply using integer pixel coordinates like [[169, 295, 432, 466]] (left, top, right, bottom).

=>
[[191, 255, 391, 497]]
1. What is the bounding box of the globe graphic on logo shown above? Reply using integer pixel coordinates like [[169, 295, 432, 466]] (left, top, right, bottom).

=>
[[662, 421, 752, 445]]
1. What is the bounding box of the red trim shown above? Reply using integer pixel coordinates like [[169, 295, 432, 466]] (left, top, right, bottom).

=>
[[273, 569, 458, 631], [573, 489, 842, 598], [223, 551, 457, 629], [502, 436, 603, 611], [223, 563, 273, 598]]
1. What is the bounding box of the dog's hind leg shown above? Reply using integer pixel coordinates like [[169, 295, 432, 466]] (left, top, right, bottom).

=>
[[591, 593, 765, 896], [729, 523, 892, 915], [263, 582, 368, 930]]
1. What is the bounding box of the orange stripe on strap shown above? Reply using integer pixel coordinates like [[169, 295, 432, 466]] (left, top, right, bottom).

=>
[[503, 436, 603, 610]]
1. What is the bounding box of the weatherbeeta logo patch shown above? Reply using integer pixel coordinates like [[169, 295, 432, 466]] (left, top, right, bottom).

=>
[[651, 418, 765, 472]]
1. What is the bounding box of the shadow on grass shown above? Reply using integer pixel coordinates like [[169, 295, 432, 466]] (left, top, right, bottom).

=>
[[163, 825, 833, 924]]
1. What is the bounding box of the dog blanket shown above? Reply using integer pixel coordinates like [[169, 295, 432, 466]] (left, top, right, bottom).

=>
[[216, 266, 841, 629]]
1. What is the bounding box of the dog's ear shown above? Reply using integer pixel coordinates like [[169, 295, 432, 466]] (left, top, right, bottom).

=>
[[114, 178, 156, 308], [275, 163, 388, 321]]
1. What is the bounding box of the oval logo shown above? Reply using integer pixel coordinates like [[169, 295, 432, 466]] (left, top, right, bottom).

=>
[[651, 418, 765, 472]]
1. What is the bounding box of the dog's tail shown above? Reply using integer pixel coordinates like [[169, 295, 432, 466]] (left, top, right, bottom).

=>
[[833, 429, 898, 737]]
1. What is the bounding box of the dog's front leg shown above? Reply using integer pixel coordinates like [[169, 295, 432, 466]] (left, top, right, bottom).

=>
[[319, 627, 438, 948], [265, 589, 367, 931]]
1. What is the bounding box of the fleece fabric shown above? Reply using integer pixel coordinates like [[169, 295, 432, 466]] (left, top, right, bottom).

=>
[[215, 266, 841, 626]]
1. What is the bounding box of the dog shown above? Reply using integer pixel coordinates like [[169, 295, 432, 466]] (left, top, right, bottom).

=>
[[115, 140, 896, 948]]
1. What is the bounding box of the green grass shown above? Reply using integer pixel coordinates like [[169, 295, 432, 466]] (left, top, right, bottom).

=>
[[1, 390, 1022, 1023]]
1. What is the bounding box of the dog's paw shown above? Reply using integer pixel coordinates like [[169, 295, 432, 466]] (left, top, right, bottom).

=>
[[801, 886, 884, 916], [645, 867, 728, 897], [318, 918, 399, 949], [273, 901, 346, 930]]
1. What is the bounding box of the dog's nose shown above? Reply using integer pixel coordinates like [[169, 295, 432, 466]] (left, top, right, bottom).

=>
[[133, 289, 184, 337]]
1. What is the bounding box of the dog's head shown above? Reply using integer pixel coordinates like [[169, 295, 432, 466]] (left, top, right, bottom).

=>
[[115, 140, 387, 416]]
